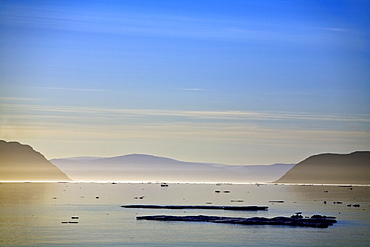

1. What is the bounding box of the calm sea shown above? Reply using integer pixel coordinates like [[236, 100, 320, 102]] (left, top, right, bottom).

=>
[[0, 182, 369, 246]]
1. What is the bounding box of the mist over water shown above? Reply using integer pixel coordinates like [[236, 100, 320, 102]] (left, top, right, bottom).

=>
[[1, 183, 369, 246]]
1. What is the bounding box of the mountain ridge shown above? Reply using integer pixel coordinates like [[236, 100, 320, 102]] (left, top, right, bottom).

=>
[[51, 154, 294, 183], [4, 140, 367, 184]]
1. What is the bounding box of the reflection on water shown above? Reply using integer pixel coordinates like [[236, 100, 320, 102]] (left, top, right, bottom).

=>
[[0, 183, 369, 246]]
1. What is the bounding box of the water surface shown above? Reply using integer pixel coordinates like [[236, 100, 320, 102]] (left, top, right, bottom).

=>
[[0, 183, 369, 246]]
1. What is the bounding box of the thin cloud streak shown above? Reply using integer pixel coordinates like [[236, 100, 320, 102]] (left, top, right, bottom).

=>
[[34, 87, 110, 92], [0, 97, 43, 102], [2, 104, 368, 164], [180, 88, 206, 91], [2, 103, 370, 126], [0, 3, 360, 47], [2, 119, 368, 149]]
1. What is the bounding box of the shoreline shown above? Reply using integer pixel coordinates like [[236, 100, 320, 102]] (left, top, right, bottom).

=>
[[1, 181, 369, 186]]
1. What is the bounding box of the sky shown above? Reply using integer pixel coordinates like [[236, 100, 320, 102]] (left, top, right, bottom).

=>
[[0, 0, 369, 165]]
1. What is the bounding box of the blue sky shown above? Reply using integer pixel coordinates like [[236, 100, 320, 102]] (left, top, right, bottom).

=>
[[1, 0, 369, 165]]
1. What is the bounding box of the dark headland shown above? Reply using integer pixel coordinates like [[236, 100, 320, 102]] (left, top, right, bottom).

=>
[[0, 140, 71, 181], [275, 151, 370, 184]]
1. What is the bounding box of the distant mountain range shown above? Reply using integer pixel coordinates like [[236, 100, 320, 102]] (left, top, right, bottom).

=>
[[275, 151, 370, 184], [0, 140, 71, 181], [51, 154, 294, 183], [2, 140, 369, 184]]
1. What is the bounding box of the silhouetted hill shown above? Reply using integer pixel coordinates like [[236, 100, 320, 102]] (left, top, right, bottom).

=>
[[0, 140, 71, 181], [51, 154, 293, 183], [275, 151, 370, 184]]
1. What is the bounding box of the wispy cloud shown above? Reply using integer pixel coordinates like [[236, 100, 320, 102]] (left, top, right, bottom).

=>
[[34, 87, 109, 92], [2, 112, 369, 150], [323, 27, 348, 32], [0, 97, 43, 102], [2, 103, 369, 163], [180, 88, 205, 91], [0, 3, 357, 46], [2, 103, 370, 126]]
